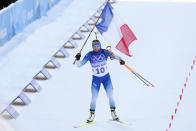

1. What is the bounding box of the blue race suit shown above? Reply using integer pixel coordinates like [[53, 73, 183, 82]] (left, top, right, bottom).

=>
[[77, 49, 122, 111]]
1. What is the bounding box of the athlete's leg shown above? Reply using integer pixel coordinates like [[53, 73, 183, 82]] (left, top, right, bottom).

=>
[[103, 74, 116, 109], [90, 76, 101, 111]]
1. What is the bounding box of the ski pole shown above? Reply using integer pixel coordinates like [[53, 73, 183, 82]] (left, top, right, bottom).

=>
[[106, 46, 155, 88], [123, 64, 152, 86], [135, 72, 154, 87]]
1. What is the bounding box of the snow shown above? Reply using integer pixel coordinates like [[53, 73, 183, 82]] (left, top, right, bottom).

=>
[[0, 0, 102, 112], [0, 0, 196, 131]]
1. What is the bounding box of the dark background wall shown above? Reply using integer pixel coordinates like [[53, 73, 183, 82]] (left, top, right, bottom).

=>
[[0, 0, 18, 10]]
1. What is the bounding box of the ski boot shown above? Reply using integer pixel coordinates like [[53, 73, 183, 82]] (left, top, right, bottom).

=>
[[87, 110, 95, 123], [111, 108, 119, 121]]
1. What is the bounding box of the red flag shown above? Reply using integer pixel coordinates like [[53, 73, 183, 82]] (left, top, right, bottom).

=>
[[115, 24, 137, 57]]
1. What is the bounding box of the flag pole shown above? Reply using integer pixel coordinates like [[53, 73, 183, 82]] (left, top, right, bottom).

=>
[[73, 0, 109, 64]]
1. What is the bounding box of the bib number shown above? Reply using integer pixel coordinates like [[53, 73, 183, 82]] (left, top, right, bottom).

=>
[[96, 67, 105, 74]]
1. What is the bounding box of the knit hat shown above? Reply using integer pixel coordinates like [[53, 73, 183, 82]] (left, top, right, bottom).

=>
[[92, 40, 101, 48]]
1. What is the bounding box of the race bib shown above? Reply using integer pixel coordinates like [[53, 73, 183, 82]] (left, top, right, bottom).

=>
[[92, 62, 108, 77], [90, 53, 109, 77]]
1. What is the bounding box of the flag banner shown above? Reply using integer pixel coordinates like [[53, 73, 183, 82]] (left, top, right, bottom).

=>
[[96, 2, 137, 57]]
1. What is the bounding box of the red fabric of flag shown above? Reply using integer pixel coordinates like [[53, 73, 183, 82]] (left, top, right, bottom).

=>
[[115, 24, 137, 57]]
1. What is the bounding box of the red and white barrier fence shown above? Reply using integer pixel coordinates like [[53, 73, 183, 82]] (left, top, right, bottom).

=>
[[165, 56, 196, 131]]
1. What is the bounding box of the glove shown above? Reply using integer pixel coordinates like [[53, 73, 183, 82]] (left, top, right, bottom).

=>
[[75, 53, 81, 60], [120, 60, 125, 65]]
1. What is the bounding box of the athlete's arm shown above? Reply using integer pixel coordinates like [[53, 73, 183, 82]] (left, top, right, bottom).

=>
[[104, 50, 123, 60], [76, 52, 91, 67], [104, 50, 125, 65]]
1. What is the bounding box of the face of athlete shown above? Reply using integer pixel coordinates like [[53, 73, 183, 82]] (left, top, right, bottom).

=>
[[93, 45, 100, 51]]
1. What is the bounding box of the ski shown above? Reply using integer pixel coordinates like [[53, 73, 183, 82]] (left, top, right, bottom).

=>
[[73, 121, 95, 128], [109, 119, 132, 126]]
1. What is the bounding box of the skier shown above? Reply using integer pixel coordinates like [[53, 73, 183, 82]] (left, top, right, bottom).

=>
[[75, 40, 125, 123]]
